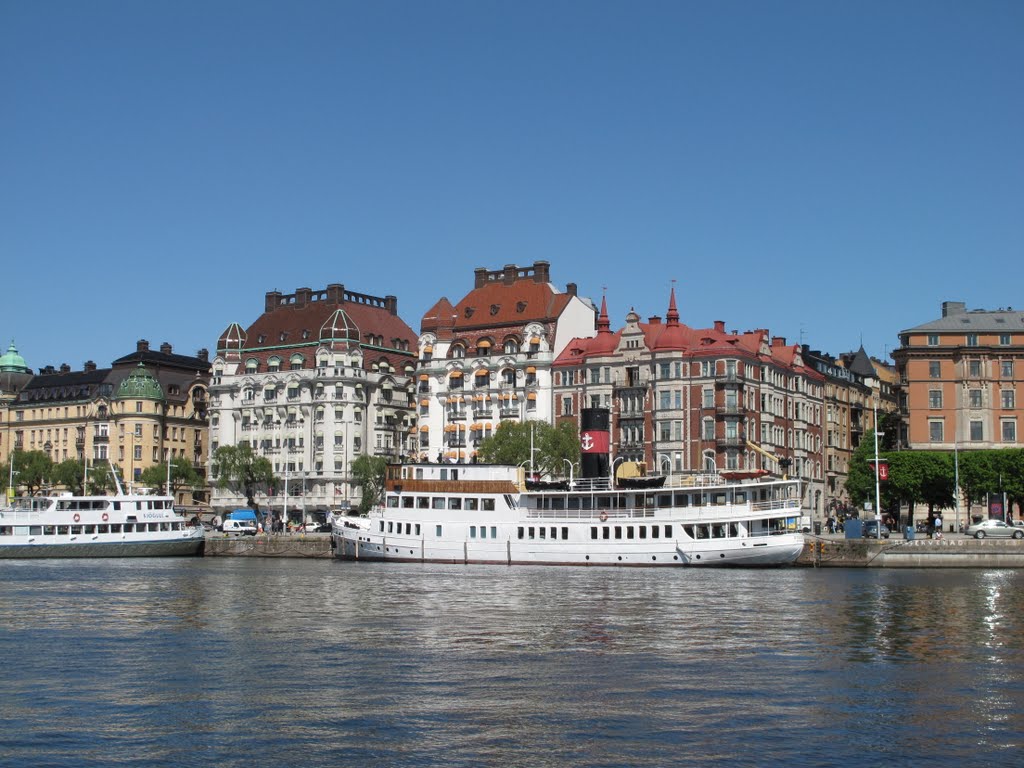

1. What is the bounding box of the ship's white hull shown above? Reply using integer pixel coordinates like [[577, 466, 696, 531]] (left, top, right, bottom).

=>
[[0, 534, 205, 559], [334, 526, 803, 567]]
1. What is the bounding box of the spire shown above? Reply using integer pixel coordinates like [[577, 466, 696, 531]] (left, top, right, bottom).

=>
[[597, 290, 611, 334], [666, 281, 679, 327]]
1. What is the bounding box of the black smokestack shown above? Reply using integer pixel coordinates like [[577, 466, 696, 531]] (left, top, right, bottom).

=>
[[580, 408, 610, 479]]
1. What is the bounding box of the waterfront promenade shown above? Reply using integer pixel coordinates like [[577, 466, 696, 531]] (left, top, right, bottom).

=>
[[203, 530, 1024, 567]]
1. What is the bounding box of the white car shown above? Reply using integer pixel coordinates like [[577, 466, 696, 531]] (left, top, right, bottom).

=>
[[965, 519, 1024, 539]]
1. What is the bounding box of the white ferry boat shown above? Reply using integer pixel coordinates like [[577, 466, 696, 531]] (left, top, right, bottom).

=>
[[333, 461, 805, 567], [0, 491, 205, 558]]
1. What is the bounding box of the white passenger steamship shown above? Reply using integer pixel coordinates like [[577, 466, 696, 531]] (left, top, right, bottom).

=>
[[333, 409, 805, 567], [0, 488, 205, 558]]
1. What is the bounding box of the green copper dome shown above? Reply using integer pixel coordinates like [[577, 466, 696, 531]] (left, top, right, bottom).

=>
[[0, 340, 29, 373], [116, 362, 164, 400]]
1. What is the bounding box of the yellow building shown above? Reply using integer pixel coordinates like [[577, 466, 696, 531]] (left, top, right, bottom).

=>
[[2, 340, 211, 507]]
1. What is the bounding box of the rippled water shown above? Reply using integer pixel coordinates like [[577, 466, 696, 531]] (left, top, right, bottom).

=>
[[2, 559, 1023, 767]]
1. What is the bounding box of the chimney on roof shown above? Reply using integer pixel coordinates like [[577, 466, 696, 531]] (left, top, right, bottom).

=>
[[648, 315, 662, 325], [41, 365, 55, 374], [197, 348, 209, 362], [503, 264, 517, 285], [137, 339, 149, 353], [384, 295, 398, 315], [326, 283, 344, 304], [160, 342, 172, 354], [265, 290, 282, 313], [84, 361, 97, 372], [295, 287, 313, 308], [566, 282, 577, 297], [60, 363, 70, 373], [533, 260, 550, 283], [714, 320, 725, 333], [772, 336, 787, 347], [474, 268, 489, 289], [942, 301, 967, 317]]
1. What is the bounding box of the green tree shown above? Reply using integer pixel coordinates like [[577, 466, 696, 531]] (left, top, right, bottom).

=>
[[51, 459, 88, 495], [139, 455, 202, 497], [958, 450, 998, 508], [211, 444, 275, 514], [476, 420, 580, 478], [10, 450, 53, 495], [351, 455, 387, 513]]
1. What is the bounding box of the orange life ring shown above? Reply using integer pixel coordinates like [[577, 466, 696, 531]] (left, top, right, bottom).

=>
[[600, 512, 608, 523], [73, 513, 81, 523], [102, 513, 109, 522]]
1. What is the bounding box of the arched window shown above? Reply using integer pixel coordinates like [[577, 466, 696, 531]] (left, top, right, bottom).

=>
[[245, 359, 259, 374], [503, 338, 519, 354], [289, 354, 304, 370], [450, 344, 466, 359], [267, 357, 281, 373]]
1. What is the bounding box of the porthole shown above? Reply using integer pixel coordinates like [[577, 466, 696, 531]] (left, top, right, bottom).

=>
[[617, 556, 622, 561], [585, 555, 590, 561], [720, 553, 725, 558], [695, 555, 701, 560], [673, 555, 679, 560], [652, 556, 657, 561]]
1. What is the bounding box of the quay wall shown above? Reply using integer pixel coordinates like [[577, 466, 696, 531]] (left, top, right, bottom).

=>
[[799, 536, 1024, 568], [204, 534, 333, 558]]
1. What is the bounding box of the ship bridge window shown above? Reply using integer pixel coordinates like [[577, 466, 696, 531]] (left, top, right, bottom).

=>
[[550, 497, 565, 510], [734, 492, 747, 504], [590, 527, 598, 539], [470, 526, 477, 538], [561, 527, 568, 539], [417, 497, 429, 509], [465, 498, 479, 511], [602, 527, 610, 539], [432, 498, 446, 510], [712, 524, 726, 538], [387, 497, 399, 508], [402, 496, 414, 509], [448, 498, 462, 510], [491, 526, 497, 539], [658, 494, 671, 507], [596, 497, 611, 510], [580, 497, 593, 510], [674, 494, 690, 507], [651, 526, 659, 539], [664, 525, 673, 538], [110, 524, 121, 533], [639, 526, 647, 539], [43, 526, 55, 536], [614, 526, 622, 539], [626, 526, 634, 539], [482, 499, 496, 512]]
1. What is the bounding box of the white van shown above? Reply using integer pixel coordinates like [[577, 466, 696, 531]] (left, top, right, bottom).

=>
[[221, 518, 257, 535]]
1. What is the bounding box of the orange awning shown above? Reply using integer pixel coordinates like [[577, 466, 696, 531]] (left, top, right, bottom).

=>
[[527, 392, 537, 400], [526, 366, 536, 373], [475, 368, 489, 377], [477, 339, 491, 348], [530, 336, 540, 344], [449, 371, 463, 378], [419, 374, 429, 381], [423, 345, 433, 354], [419, 425, 429, 432], [420, 399, 429, 406]]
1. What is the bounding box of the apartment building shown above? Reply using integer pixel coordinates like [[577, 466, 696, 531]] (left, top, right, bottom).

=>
[[415, 261, 596, 461], [208, 283, 418, 517], [893, 301, 1023, 450]]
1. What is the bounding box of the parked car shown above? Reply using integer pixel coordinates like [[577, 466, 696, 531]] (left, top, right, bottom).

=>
[[863, 520, 891, 539], [220, 518, 258, 536], [965, 519, 1024, 539]]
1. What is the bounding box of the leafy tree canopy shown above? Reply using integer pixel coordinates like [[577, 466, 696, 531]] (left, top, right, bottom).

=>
[[476, 420, 580, 478], [211, 444, 275, 513], [351, 455, 388, 513], [139, 455, 202, 496]]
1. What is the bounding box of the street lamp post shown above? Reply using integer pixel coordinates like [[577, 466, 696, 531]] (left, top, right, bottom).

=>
[[562, 458, 576, 486], [872, 396, 882, 537]]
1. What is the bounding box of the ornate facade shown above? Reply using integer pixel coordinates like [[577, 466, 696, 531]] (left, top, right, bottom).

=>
[[209, 284, 418, 518], [415, 261, 596, 460], [553, 288, 827, 517]]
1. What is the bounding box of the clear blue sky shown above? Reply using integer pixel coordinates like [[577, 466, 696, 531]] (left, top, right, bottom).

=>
[[3, 1, 1021, 372]]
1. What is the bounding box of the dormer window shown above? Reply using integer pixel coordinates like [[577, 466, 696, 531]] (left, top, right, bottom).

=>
[[464, 307, 475, 318], [516, 301, 527, 313], [490, 304, 500, 315]]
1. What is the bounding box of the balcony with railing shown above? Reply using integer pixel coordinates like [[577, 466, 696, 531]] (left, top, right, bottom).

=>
[[715, 404, 746, 417], [716, 435, 746, 448]]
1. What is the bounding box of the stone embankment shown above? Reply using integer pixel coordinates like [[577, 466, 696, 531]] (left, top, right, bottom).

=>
[[204, 533, 333, 558], [798, 534, 1024, 568]]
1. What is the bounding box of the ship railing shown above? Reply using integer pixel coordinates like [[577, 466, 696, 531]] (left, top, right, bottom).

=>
[[524, 499, 800, 522]]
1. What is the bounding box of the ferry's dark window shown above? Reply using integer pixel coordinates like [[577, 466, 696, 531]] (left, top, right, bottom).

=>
[[406, 523, 413, 535], [651, 526, 659, 539], [568, 497, 580, 510], [713, 524, 725, 538], [387, 497, 399, 508], [482, 499, 495, 511], [597, 496, 611, 509], [43, 526, 56, 535], [29, 525, 42, 535], [470, 526, 477, 538], [388, 522, 394, 533], [664, 525, 672, 538], [518, 527, 525, 539], [616, 496, 627, 508], [602, 527, 610, 539], [465, 498, 479, 511], [417, 497, 429, 509], [435, 525, 443, 536], [84, 525, 96, 534], [549, 527, 557, 539], [58, 526, 69, 535], [614, 526, 622, 539], [551, 497, 565, 510], [658, 494, 671, 507], [433, 498, 446, 510], [730, 523, 739, 537], [490, 526, 497, 538], [415, 524, 421, 535], [539, 528, 546, 539], [479, 526, 486, 539], [71, 526, 82, 534], [639, 526, 647, 539], [449, 498, 462, 510], [97, 525, 108, 534], [529, 527, 535, 539], [591, 527, 598, 539], [581, 497, 593, 510], [402, 496, 414, 508], [735, 493, 746, 504], [561, 527, 568, 539], [675, 494, 689, 507], [683, 525, 694, 538], [626, 526, 634, 539], [110, 524, 121, 533], [113, 502, 121, 511], [379, 521, 385, 532]]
